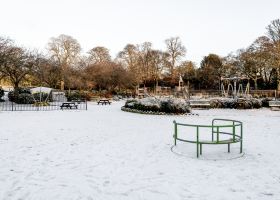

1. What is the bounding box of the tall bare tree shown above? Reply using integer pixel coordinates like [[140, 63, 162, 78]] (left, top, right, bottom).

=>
[[137, 42, 153, 86], [88, 46, 111, 64], [32, 57, 61, 89], [117, 44, 141, 86], [267, 19, 280, 90], [47, 34, 81, 90], [149, 50, 168, 90], [165, 37, 186, 78]]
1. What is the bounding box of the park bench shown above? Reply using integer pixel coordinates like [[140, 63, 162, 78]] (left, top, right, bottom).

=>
[[269, 101, 280, 111], [189, 100, 211, 109], [173, 119, 243, 158], [97, 99, 111, 105], [60, 102, 78, 110]]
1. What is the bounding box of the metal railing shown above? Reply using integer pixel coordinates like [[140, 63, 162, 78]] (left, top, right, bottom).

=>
[[0, 100, 87, 111], [173, 119, 243, 158]]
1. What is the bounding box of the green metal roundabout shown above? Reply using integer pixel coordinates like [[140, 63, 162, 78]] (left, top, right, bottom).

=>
[[172, 119, 243, 158]]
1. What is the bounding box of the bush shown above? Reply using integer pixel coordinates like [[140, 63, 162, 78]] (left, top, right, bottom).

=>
[[33, 102, 50, 107], [8, 91, 18, 102], [209, 98, 263, 109], [0, 88, 4, 98], [123, 97, 191, 114], [66, 91, 91, 101], [17, 93, 35, 104], [260, 98, 273, 107], [8, 88, 34, 104]]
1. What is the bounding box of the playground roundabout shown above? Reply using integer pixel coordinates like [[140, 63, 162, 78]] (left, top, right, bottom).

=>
[[171, 145, 245, 160], [172, 119, 244, 160]]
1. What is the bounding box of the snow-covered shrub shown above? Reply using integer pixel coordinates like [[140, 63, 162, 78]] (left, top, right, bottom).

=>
[[123, 97, 191, 114], [209, 98, 262, 109], [260, 98, 273, 107]]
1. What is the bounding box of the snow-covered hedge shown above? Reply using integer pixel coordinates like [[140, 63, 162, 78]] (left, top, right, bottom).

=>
[[123, 97, 191, 114], [210, 98, 262, 109]]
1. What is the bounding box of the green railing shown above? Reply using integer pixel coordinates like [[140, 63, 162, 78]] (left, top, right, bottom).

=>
[[173, 119, 243, 158]]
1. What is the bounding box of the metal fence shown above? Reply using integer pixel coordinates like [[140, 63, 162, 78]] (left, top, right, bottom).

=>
[[189, 90, 280, 99], [0, 101, 87, 111]]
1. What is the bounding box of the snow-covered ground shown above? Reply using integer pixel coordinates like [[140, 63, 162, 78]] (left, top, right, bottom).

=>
[[0, 101, 280, 200]]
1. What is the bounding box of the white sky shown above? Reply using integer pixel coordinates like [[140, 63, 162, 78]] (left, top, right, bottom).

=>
[[0, 0, 279, 65]]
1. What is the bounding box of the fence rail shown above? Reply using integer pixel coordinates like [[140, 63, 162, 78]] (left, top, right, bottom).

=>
[[0, 101, 87, 111]]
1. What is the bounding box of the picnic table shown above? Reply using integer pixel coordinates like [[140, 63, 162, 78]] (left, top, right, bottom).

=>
[[97, 99, 111, 105], [60, 102, 78, 110]]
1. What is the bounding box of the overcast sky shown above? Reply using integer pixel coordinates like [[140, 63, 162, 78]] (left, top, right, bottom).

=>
[[0, 0, 279, 65]]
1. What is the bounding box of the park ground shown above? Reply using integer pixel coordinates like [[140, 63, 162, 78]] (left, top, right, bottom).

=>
[[0, 101, 280, 200]]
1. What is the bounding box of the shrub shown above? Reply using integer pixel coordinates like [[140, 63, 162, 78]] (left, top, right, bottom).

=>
[[66, 91, 91, 101], [209, 98, 262, 109], [0, 88, 4, 98], [33, 102, 50, 107], [8, 88, 35, 104], [8, 91, 18, 102], [260, 98, 272, 107], [123, 97, 191, 114], [17, 93, 35, 104]]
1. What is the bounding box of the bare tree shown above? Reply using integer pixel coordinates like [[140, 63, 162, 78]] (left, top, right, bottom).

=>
[[32, 57, 61, 89], [88, 46, 111, 64], [85, 62, 135, 92], [149, 50, 167, 90], [117, 44, 141, 85], [267, 19, 280, 42], [47, 34, 81, 90], [137, 42, 153, 87], [0, 42, 37, 90], [267, 19, 280, 90], [165, 37, 186, 77]]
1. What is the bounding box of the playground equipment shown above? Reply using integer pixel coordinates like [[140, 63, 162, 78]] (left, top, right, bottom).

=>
[[173, 119, 243, 158], [136, 87, 149, 98], [221, 77, 250, 99]]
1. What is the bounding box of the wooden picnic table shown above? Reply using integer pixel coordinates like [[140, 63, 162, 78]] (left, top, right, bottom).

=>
[[97, 99, 111, 105], [60, 102, 78, 109]]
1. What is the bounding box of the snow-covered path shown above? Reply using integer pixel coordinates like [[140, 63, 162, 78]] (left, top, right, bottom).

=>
[[0, 102, 280, 200]]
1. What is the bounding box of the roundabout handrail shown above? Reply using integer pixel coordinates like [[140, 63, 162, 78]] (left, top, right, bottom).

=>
[[173, 118, 243, 158]]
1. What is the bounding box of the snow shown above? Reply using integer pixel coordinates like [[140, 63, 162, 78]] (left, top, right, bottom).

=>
[[0, 102, 280, 200]]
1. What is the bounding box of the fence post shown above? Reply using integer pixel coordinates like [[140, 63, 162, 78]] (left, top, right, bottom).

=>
[[196, 126, 199, 158], [233, 121, 236, 142], [216, 126, 219, 143], [12, 101, 14, 111], [173, 121, 177, 146], [86, 100, 87, 110], [240, 122, 243, 153]]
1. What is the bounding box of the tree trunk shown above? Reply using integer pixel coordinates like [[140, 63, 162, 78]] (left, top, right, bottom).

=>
[[254, 79, 258, 90], [278, 68, 280, 91], [14, 82, 19, 91]]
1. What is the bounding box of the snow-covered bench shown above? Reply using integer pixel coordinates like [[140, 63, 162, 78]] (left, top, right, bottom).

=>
[[269, 101, 280, 111], [189, 100, 211, 109]]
